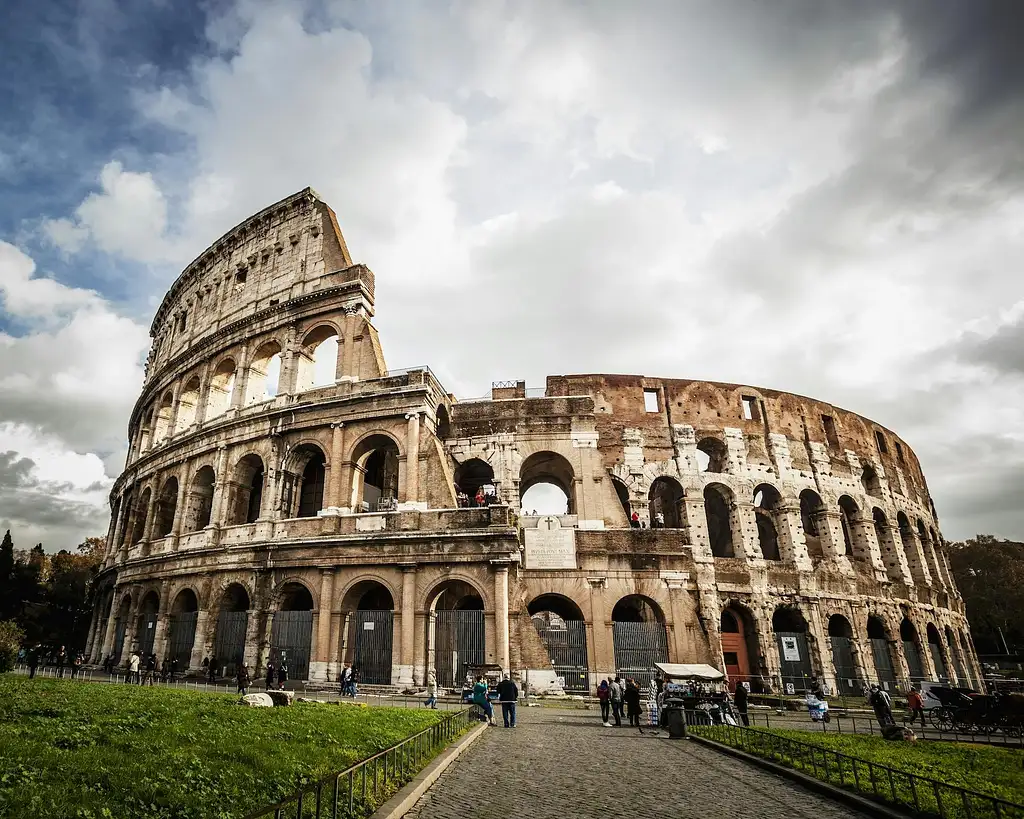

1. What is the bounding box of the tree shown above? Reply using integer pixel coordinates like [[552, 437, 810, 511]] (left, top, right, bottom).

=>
[[0, 530, 15, 621], [0, 620, 24, 673], [948, 535, 1024, 654]]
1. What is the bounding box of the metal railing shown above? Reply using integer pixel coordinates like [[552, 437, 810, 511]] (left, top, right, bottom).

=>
[[242, 708, 475, 819], [691, 724, 1024, 819]]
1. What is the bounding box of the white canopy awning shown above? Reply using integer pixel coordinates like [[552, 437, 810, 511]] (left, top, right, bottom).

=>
[[654, 662, 725, 681]]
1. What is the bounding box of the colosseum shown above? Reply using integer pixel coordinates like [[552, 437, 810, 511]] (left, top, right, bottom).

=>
[[85, 187, 979, 697]]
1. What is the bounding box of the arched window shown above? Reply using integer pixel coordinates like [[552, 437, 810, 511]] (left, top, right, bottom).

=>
[[753, 484, 782, 561], [649, 477, 685, 528], [861, 465, 881, 497], [153, 391, 174, 444], [696, 437, 728, 473], [296, 325, 339, 391], [901, 617, 925, 681], [174, 377, 201, 433], [139, 409, 154, 453], [867, 615, 896, 686], [154, 477, 178, 539], [704, 483, 734, 557], [838, 495, 861, 559], [244, 341, 283, 404], [799, 489, 824, 559], [351, 435, 401, 512], [873, 508, 903, 581], [185, 466, 216, 531], [435, 405, 451, 440], [229, 454, 265, 525], [206, 358, 236, 419], [293, 446, 327, 518], [454, 458, 495, 507], [520, 451, 575, 515]]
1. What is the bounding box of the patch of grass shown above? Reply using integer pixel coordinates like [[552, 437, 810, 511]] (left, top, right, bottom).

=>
[[692, 725, 1024, 818], [0, 677, 453, 819]]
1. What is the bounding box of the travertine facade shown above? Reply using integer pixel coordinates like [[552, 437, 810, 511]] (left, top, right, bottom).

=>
[[87, 188, 979, 695]]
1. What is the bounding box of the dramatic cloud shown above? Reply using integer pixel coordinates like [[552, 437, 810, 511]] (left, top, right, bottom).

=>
[[2, 0, 1023, 543]]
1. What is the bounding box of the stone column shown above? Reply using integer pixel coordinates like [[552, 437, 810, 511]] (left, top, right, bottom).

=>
[[210, 446, 230, 527], [99, 595, 120, 661], [664, 578, 689, 663], [586, 577, 612, 681], [229, 344, 249, 410], [403, 412, 421, 506], [189, 611, 211, 670], [84, 601, 102, 662], [877, 521, 912, 584], [328, 423, 345, 509], [341, 309, 358, 380], [492, 561, 510, 673], [170, 463, 190, 548], [777, 503, 813, 570], [244, 608, 262, 674], [683, 497, 714, 562], [110, 496, 131, 560], [732, 500, 761, 562], [311, 569, 335, 681], [902, 527, 933, 587], [398, 564, 417, 685], [151, 583, 172, 660], [193, 365, 210, 427], [141, 489, 159, 544]]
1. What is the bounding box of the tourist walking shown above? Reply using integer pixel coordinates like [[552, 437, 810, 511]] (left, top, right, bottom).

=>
[[473, 676, 495, 726], [424, 669, 438, 709], [597, 679, 611, 726], [27, 645, 39, 679], [734, 682, 750, 726], [907, 686, 926, 727], [497, 674, 519, 728], [277, 661, 288, 690], [349, 666, 359, 697], [339, 665, 351, 696], [265, 660, 275, 690], [129, 651, 141, 684], [237, 665, 251, 695], [610, 676, 624, 726], [71, 653, 82, 679], [869, 685, 894, 726], [624, 678, 642, 727], [207, 655, 218, 683], [145, 653, 157, 685]]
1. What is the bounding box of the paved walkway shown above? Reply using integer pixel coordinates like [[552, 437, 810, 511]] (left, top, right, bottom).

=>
[[406, 708, 868, 819]]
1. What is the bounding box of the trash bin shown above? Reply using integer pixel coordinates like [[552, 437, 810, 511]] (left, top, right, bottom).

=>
[[664, 706, 686, 739]]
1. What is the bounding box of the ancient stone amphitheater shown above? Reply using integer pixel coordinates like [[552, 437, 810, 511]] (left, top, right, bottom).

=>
[[86, 188, 978, 695]]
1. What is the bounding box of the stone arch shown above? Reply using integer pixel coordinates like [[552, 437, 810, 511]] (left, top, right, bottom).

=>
[[340, 578, 397, 612], [154, 477, 178, 539], [528, 593, 590, 693], [270, 580, 315, 680], [287, 443, 327, 518], [611, 476, 632, 522], [838, 495, 866, 561], [454, 458, 495, 506], [206, 357, 236, 419], [435, 404, 451, 440], [425, 577, 486, 612], [244, 340, 283, 404], [135, 590, 160, 656], [611, 594, 666, 623], [696, 436, 728, 473], [296, 323, 340, 391], [867, 614, 897, 686], [426, 578, 487, 688], [228, 453, 265, 525], [152, 390, 175, 444], [174, 376, 201, 433], [753, 484, 782, 561], [900, 616, 925, 681], [861, 464, 882, 497], [611, 594, 669, 686], [649, 476, 685, 529], [799, 489, 825, 559], [926, 622, 948, 682], [520, 450, 576, 515], [350, 432, 401, 511], [212, 582, 251, 678], [339, 578, 396, 685], [131, 487, 152, 545], [272, 578, 317, 612], [184, 465, 215, 531], [772, 605, 814, 690], [167, 588, 199, 668], [897, 511, 927, 585], [873, 507, 903, 582], [828, 614, 859, 695], [139, 407, 155, 453], [720, 601, 761, 691], [704, 483, 734, 557]]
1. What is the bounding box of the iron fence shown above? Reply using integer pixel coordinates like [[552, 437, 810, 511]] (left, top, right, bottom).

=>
[[241, 708, 475, 819], [691, 723, 1024, 818]]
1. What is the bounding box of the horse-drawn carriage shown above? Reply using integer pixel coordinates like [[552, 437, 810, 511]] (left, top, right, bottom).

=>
[[928, 686, 1024, 735]]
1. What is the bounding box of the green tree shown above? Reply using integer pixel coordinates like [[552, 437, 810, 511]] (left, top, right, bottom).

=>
[[0, 619, 24, 672], [948, 535, 1024, 654]]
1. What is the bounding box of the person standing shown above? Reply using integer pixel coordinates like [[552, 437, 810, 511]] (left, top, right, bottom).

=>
[[496, 674, 519, 728], [237, 664, 251, 696], [27, 645, 39, 679], [473, 675, 495, 726], [265, 660, 275, 690], [869, 685, 894, 726], [624, 678, 642, 727], [56, 646, 67, 678], [349, 666, 359, 698], [207, 656, 217, 684], [734, 682, 750, 727], [145, 653, 157, 685], [71, 653, 82, 680], [610, 676, 624, 726], [129, 651, 141, 684], [630, 512, 641, 529], [424, 669, 438, 709], [597, 679, 611, 726], [277, 661, 288, 690], [907, 686, 926, 728], [339, 665, 351, 696]]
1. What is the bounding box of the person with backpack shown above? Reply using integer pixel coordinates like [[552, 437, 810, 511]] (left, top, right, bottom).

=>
[[609, 676, 624, 726], [596, 679, 611, 726]]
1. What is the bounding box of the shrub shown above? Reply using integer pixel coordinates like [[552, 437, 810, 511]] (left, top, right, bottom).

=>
[[0, 621, 24, 673]]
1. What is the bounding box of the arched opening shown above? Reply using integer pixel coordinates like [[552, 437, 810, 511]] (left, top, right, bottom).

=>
[[296, 325, 339, 391], [799, 489, 825, 559], [206, 358, 236, 419], [720, 603, 760, 692], [917, 519, 940, 586], [704, 484, 734, 557], [828, 614, 859, 695], [213, 584, 250, 679], [154, 477, 178, 539], [898, 512, 926, 584], [153, 391, 174, 444], [528, 594, 589, 693], [753, 484, 782, 561], [838, 495, 862, 560], [611, 595, 668, 687], [867, 615, 896, 688], [131, 488, 152, 545], [167, 589, 199, 668], [229, 454, 265, 525], [244, 341, 283, 404], [520, 451, 575, 515], [342, 581, 395, 685], [649, 477, 685, 529], [139, 409, 154, 453], [351, 435, 400, 512], [174, 377, 201, 433], [287, 445, 326, 518], [113, 596, 131, 663], [271, 582, 314, 681], [861, 465, 881, 497], [961, 630, 979, 689], [429, 580, 486, 689], [185, 466, 216, 531], [135, 591, 159, 657], [435, 405, 451, 440], [873, 508, 903, 582], [773, 606, 813, 691], [453, 458, 495, 508], [696, 437, 728, 473], [901, 617, 925, 682], [926, 623, 948, 682], [944, 626, 968, 687], [611, 477, 632, 523]]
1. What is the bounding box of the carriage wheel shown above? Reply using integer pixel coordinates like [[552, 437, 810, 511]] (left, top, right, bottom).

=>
[[1001, 718, 1022, 738], [953, 711, 976, 734], [931, 707, 955, 732]]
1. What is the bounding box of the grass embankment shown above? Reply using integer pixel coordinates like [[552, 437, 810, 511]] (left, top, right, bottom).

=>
[[0, 677, 451, 819], [692, 725, 1024, 818]]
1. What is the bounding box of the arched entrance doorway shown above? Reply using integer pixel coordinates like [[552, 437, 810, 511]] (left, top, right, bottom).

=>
[[720, 604, 758, 692], [271, 583, 314, 680], [528, 594, 589, 693], [113, 596, 131, 663], [901, 617, 925, 682], [648, 477, 684, 528], [828, 614, 859, 695], [167, 589, 198, 669], [213, 584, 250, 678], [453, 458, 495, 507], [519, 451, 575, 515], [611, 595, 668, 687], [867, 616, 896, 689], [135, 592, 159, 657], [927, 623, 948, 682], [343, 581, 395, 685], [773, 607, 813, 692], [430, 581, 485, 689], [704, 484, 734, 557]]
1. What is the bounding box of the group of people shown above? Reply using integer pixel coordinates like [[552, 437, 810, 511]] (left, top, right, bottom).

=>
[[455, 483, 499, 508], [339, 665, 360, 697], [596, 676, 653, 727], [263, 660, 289, 690], [23, 645, 84, 679], [629, 511, 668, 529], [472, 674, 519, 728]]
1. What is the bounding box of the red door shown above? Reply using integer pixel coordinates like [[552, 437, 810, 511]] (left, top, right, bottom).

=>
[[720, 610, 750, 692]]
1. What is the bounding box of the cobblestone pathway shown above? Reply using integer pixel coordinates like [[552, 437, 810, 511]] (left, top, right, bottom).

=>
[[406, 708, 867, 819]]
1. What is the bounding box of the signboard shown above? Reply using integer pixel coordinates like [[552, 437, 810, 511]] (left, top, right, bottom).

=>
[[524, 516, 577, 570], [781, 636, 801, 662], [363, 621, 375, 630], [785, 682, 795, 695]]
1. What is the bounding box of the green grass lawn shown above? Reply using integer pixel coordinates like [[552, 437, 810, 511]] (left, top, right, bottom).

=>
[[0, 676, 450, 819], [692, 725, 1024, 817]]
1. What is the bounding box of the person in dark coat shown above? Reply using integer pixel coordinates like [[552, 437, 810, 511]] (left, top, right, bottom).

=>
[[265, 661, 275, 689], [237, 665, 252, 695], [496, 675, 519, 728], [27, 645, 39, 679], [56, 646, 67, 678], [207, 656, 218, 683], [596, 680, 611, 726], [734, 683, 750, 726], [277, 662, 288, 690], [624, 678, 642, 727]]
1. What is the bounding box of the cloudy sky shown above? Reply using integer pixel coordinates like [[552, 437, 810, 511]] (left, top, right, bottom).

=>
[[1, 0, 1022, 550]]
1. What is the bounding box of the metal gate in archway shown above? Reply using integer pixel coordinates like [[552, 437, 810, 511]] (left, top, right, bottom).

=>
[[352, 610, 394, 685], [613, 621, 668, 688], [136, 613, 157, 657], [830, 636, 859, 695], [775, 631, 813, 692], [167, 612, 198, 668], [929, 642, 948, 682], [871, 638, 897, 689], [434, 610, 485, 689], [271, 611, 313, 680], [214, 611, 248, 677], [903, 640, 925, 682], [113, 618, 127, 663], [534, 619, 589, 692]]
